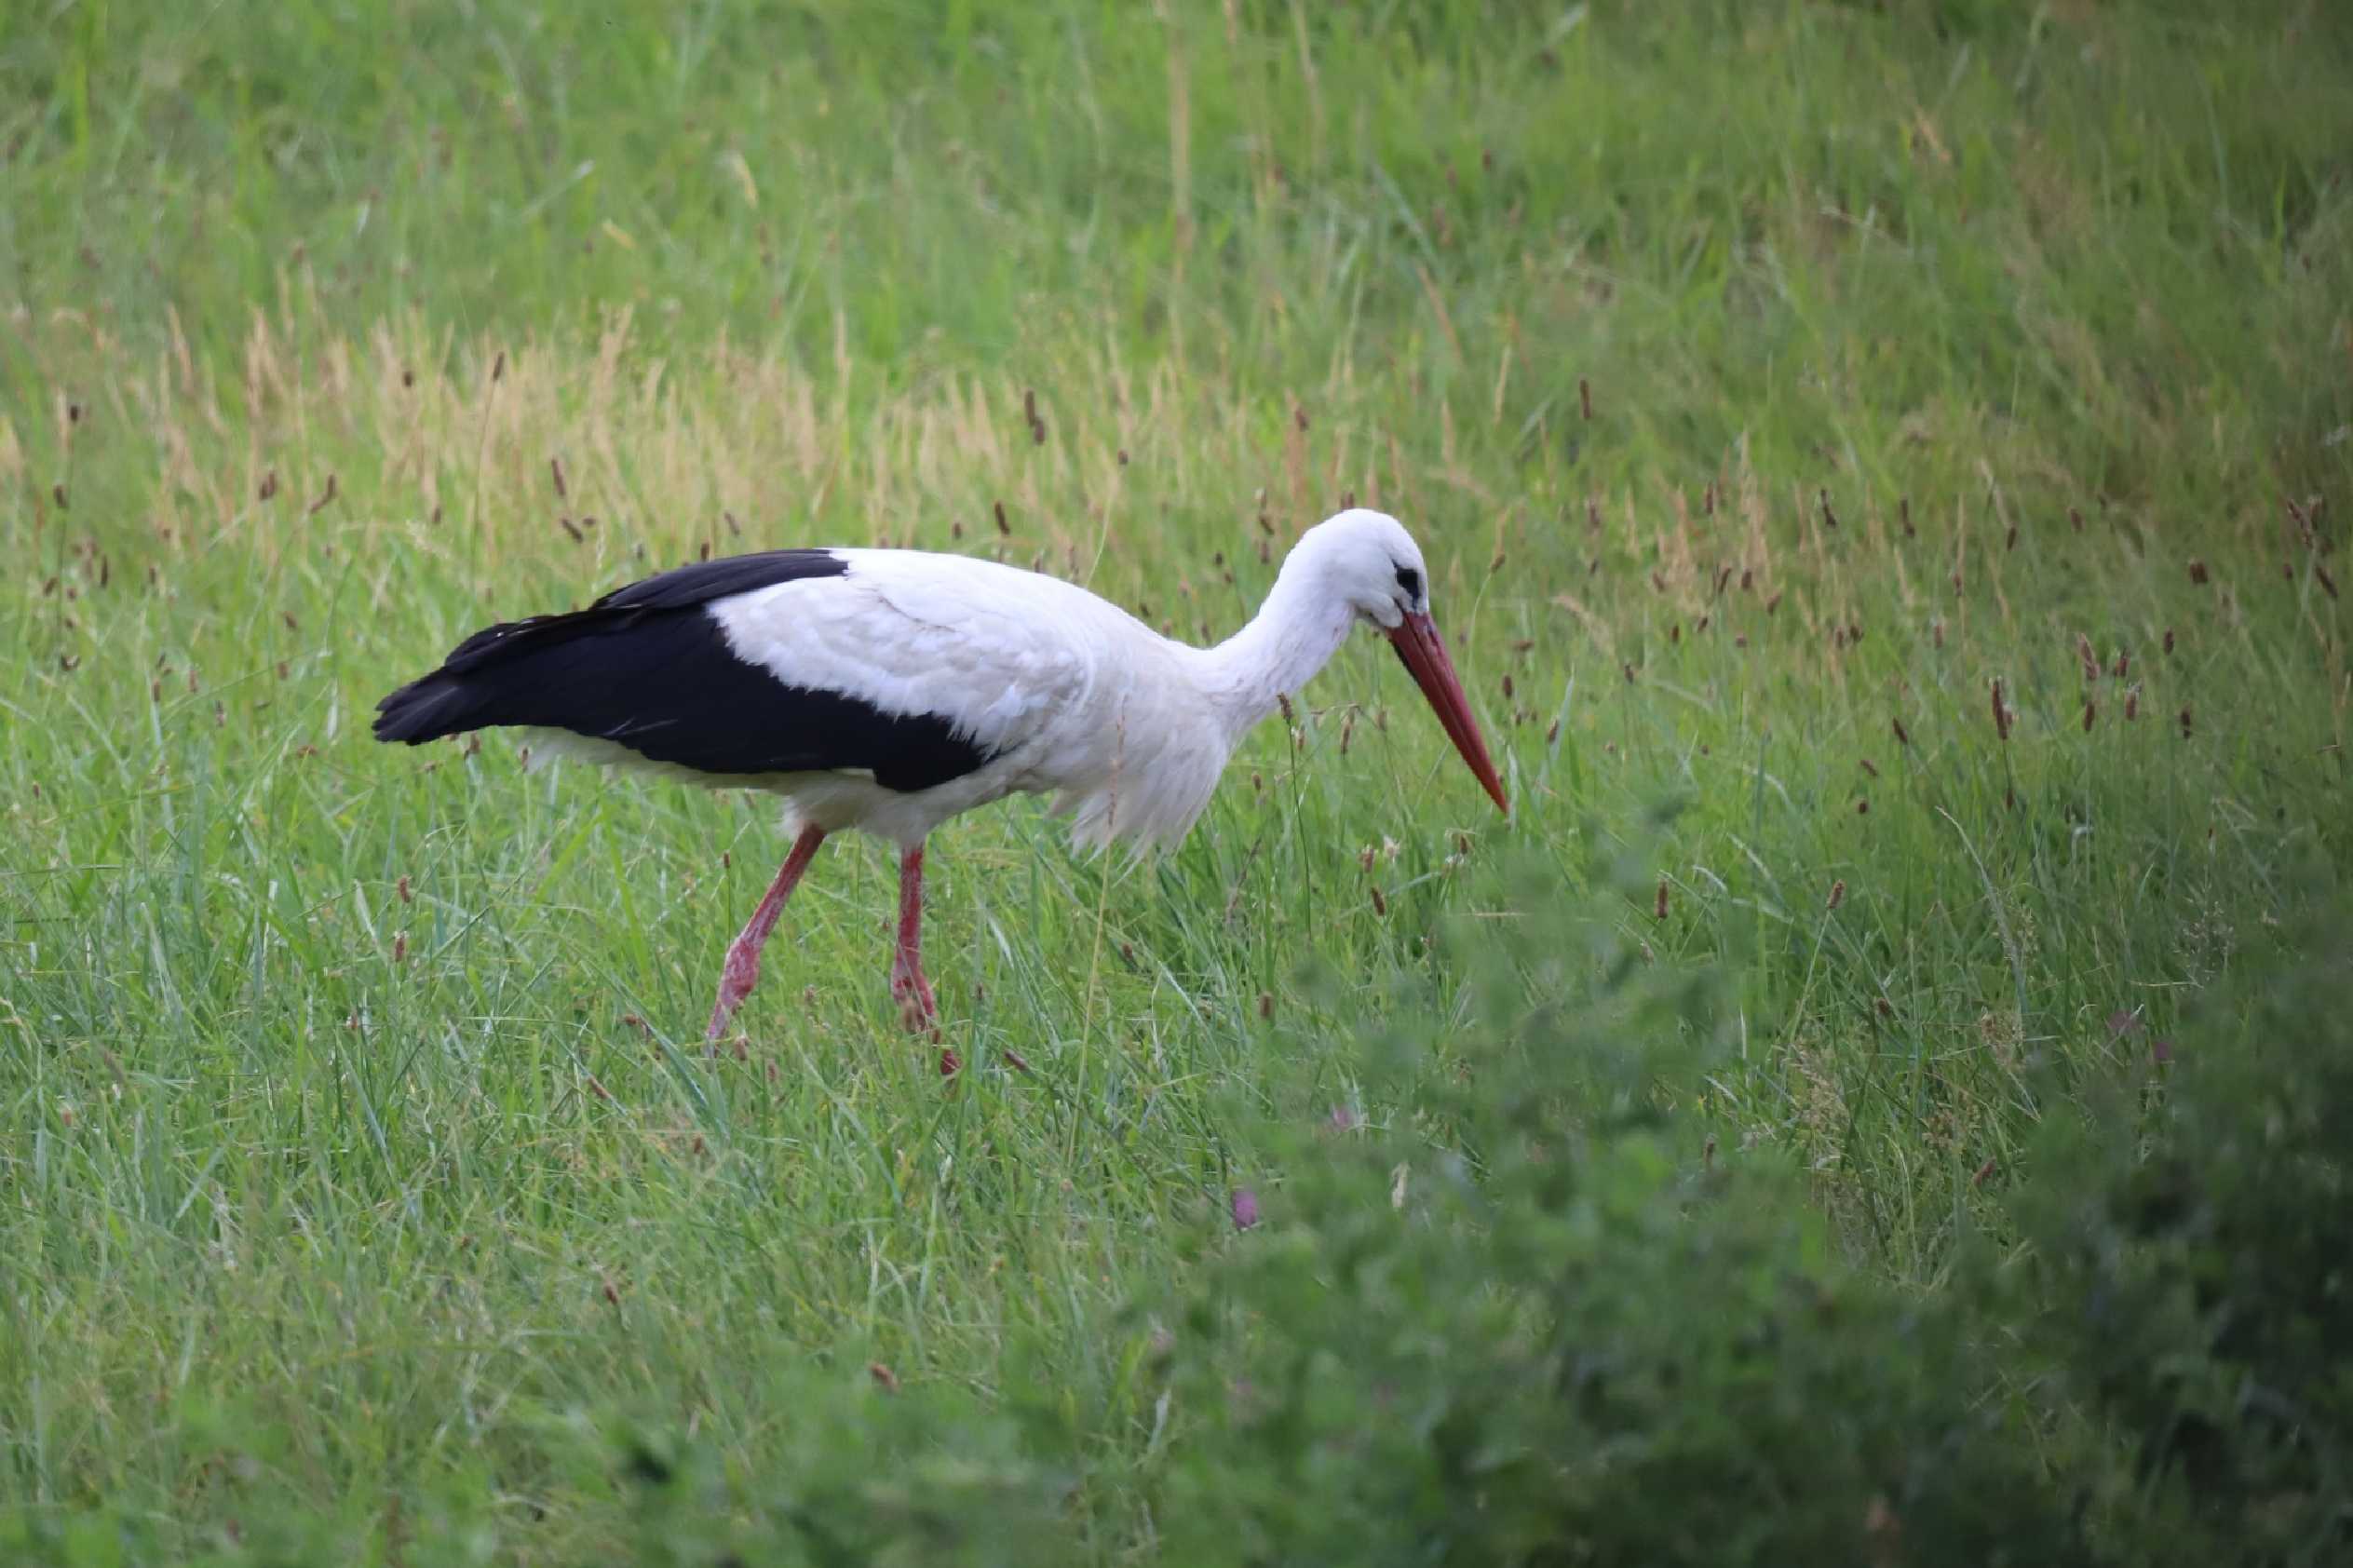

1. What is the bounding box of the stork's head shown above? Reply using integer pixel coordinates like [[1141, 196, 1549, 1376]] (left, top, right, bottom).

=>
[[1292, 508, 1509, 816]]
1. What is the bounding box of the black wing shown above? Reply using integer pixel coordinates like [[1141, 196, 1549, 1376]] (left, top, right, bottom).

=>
[[372, 548, 994, 792]]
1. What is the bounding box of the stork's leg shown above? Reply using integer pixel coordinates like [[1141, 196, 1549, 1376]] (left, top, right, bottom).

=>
[[890, 844, 957, 1074], [707, 824, 827, 1042]]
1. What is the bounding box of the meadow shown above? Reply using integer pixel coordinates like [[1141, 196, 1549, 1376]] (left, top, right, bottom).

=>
[[2, 1, 2349, 1561]]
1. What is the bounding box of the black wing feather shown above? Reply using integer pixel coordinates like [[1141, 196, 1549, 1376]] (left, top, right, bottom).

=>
[[372, 548, 994, 792]]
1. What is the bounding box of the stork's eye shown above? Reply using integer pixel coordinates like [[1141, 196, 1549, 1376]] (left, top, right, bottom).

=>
[[1394, 565, 1422, 600]]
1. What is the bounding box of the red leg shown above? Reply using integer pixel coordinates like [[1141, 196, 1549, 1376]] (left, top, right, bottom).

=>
[[890, 844, 956, 1074], [707, 825, 827, 1042]]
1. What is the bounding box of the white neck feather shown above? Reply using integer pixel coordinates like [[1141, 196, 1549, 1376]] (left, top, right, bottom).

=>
[[1190, 564, 1359, 743]]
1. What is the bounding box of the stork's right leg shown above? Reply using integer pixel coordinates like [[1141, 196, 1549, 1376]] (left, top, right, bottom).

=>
[[707, 825, 827, 1042]]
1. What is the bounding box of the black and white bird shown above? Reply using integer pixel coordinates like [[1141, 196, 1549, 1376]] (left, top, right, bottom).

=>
[[373, 507, 1507, 1065]]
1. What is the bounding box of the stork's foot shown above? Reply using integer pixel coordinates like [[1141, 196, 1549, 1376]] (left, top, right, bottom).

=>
[[707, 938, 764, 1042], [891, 958, 955, 1073]]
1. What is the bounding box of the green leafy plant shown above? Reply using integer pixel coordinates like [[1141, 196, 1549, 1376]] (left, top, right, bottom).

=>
[[1143, 864, 2082, 1565], [2011, 915, 2352, 1565]]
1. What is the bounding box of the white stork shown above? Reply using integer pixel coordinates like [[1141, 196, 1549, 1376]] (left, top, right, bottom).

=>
[[374, 507, 1507, 1068]]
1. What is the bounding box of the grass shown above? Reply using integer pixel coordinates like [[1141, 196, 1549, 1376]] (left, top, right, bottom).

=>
[[2, 0, 2349, 1557]]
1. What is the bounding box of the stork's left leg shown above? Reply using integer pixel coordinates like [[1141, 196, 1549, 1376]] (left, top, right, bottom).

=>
[[890, 844, 956, 1074], [707, 824, 827, 1043]]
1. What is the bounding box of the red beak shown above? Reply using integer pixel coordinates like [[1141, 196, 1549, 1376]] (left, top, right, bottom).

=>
[[1386, 612, 1508, 815]]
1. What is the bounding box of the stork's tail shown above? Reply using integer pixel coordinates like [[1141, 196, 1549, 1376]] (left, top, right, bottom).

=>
[[372, 670, 488, 744]]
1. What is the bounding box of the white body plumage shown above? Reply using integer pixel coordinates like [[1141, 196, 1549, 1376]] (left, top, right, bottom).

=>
[[376, 507, 1505, 1048], [539, 510, 1422, 852]]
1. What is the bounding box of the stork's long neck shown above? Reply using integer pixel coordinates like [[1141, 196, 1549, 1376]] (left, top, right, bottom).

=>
[[1192, 565, 1357, 743]]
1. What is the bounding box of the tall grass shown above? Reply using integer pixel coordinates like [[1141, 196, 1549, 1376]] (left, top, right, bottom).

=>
[[2, 0, 2348, 1557]]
